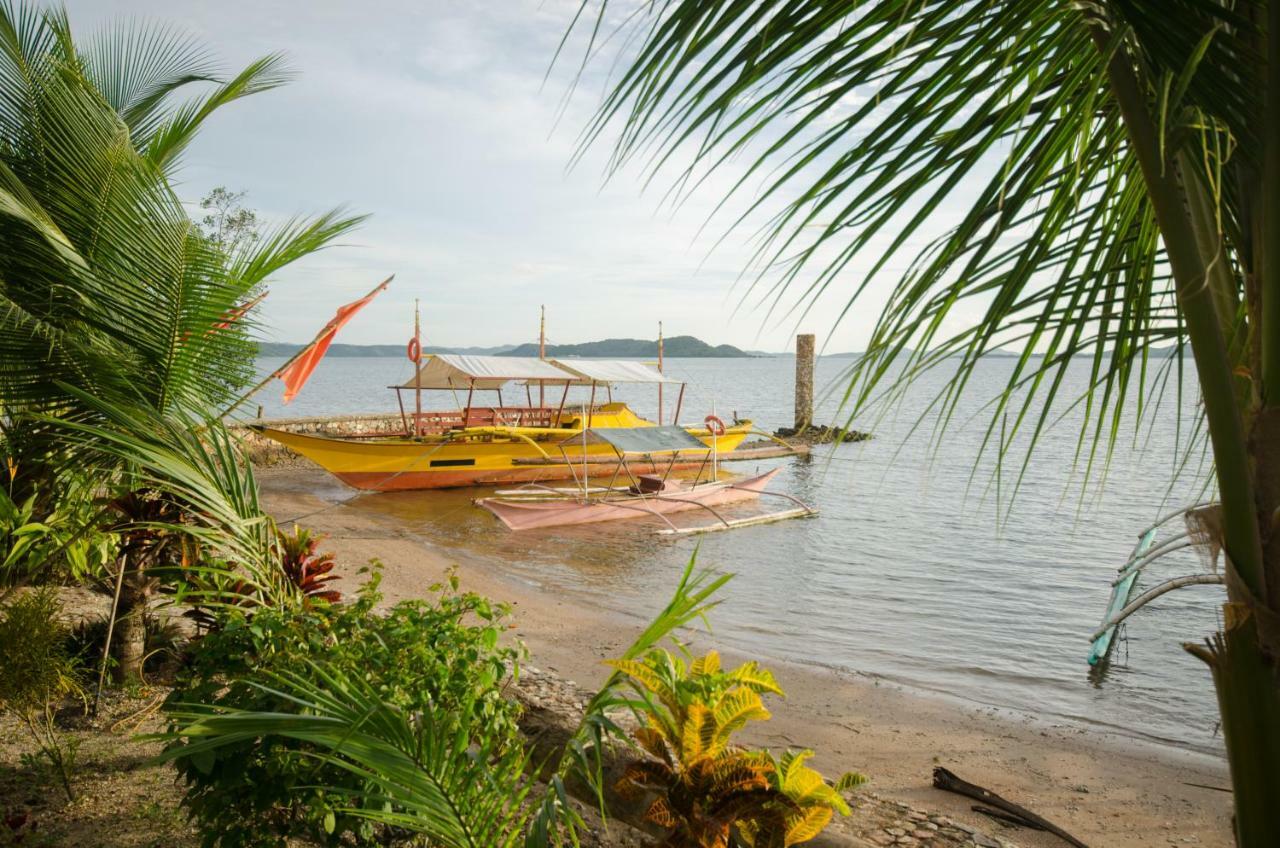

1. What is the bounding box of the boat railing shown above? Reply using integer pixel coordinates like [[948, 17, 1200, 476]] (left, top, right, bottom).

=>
[[410, 406, 560, 435]]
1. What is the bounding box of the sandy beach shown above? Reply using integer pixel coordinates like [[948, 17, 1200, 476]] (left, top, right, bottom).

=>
[[258, 466, 1234, 848]]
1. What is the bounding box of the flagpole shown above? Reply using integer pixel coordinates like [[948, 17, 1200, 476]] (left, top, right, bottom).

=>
[[538, 304, 546, 408], [413, 298, 422, 438], [220, 275, 394, 419]]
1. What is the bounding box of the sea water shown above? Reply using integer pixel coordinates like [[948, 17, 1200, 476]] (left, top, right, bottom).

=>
[[245, 354, 1222, 754]]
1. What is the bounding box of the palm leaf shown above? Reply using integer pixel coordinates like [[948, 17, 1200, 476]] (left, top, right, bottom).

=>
[[562, 0, 1249, 506], [160, 664, 533, 848]]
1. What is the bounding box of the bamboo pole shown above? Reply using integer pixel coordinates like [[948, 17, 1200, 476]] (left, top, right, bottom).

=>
[[658, 321, 664, 425], [539, 305, 546, 407]]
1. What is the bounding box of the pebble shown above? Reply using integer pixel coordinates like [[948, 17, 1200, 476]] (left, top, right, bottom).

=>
[[886, 827, 907, 837], [911, 830, 936, 840]]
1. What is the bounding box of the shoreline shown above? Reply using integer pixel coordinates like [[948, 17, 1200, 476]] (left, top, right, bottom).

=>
[[257, 466, 1233, 848]]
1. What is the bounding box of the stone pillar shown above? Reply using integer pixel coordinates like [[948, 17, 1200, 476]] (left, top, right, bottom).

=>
[[795, 333, 814, 431]]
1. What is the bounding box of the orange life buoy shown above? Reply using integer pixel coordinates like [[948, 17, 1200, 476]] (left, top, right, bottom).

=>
[[406, 337, 421, 363], [704, 414, 726, 436]]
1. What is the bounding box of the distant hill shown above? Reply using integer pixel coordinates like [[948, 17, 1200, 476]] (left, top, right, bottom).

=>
[[256, 342, 514, 358], [501, 335, 750, 358]]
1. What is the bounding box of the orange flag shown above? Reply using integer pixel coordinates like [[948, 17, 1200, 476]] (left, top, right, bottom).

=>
[[277, 278, 391, 403]]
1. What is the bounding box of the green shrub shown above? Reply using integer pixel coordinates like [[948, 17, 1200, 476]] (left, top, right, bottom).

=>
[[163, 568, 524, 848], [0, 588, 85, 801]]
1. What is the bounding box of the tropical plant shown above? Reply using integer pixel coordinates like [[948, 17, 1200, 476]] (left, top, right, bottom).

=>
[[163, 568, 523, 847], [608, 649, 861, 847], [0, 0, 363, 680], [564, 1, 1280, 842], [274, 525, 341, 604], [0, 588, 85, 801], [46, 396, 299, 683], [162, 555, 732, 848]]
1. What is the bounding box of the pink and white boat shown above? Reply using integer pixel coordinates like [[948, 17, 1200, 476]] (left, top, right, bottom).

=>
[[474, 427, 816, 534]]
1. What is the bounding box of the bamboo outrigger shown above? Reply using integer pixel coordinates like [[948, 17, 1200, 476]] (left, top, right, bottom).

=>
[[475, 426, 817, 533]]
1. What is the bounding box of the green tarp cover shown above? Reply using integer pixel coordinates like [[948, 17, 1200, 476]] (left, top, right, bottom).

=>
[[565, 426, 709, 454]]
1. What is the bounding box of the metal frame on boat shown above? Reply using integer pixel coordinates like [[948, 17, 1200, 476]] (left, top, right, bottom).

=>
[[474, 426, 817, 533]]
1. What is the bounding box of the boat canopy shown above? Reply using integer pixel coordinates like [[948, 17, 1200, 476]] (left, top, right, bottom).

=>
[[549, 359, 680, 384], [397, 354, 570, 390], [563, 426, 709, 454]]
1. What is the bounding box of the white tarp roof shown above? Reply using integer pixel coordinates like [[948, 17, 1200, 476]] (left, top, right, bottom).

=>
[[549, 359, 680, 384], [397, 354, 571, 390]]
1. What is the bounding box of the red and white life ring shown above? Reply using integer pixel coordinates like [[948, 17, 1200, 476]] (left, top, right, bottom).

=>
[[703, 414, 726, 436], [406, 337, 421, 363]]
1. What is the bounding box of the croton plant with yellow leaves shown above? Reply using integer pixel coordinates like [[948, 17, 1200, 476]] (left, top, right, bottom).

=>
[[607, 649, 866, 847]]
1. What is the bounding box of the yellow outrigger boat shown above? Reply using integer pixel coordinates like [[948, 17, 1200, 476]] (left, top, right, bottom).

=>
[[252, 354, 752, 491]]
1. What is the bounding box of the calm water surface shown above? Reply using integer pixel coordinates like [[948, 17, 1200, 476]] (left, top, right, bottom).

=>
[[246, 355, 1222, 754]]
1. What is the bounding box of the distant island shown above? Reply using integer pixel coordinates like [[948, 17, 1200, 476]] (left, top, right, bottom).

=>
[[501, 335, 749, 358], [256, 342, 514, 358], [256, 335, 752, 358]]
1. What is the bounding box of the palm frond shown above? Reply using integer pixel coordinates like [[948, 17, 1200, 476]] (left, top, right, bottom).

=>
[[565, 0, 1253, 504], [161, 663, 534, 848]]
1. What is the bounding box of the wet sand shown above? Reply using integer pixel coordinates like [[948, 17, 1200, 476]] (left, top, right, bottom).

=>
[[258, 466, 1234, 848]]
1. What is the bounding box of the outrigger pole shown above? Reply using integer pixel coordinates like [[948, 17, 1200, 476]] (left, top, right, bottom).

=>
[[221, 275, 395, 418]]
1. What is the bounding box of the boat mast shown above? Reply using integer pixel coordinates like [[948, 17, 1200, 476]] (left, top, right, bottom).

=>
[[414, 299, 422, 437], [657, 320, 664, 425], [539, 304, 546, 407]]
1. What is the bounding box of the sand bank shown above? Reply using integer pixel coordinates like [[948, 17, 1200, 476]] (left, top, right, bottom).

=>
[[257, 467, 1233, 848]]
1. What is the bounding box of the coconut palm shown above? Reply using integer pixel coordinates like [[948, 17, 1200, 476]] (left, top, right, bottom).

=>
[[0, 1, 363, 680], [565, 1, 1280, 843]]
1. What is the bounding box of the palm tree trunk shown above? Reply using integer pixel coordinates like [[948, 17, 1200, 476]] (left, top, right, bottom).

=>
[[1189, 603, 1280, 846], [113, 563, 147, 684], [1087, 14, 1279, 845]]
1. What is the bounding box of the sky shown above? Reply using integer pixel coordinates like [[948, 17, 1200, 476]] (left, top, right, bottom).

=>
[[62, 1, 962, 353]]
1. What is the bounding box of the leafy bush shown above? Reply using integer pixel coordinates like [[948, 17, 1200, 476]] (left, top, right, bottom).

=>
[[163, 568, 523, 847], [162, 555, 732, 848], [609, 649, 865, 847], [0, 589, 85, 801]]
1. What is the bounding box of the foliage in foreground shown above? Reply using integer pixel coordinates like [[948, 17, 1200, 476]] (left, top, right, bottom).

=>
[[164, 569, 521, 848], [610, 649, 864, 847], [0, 0, 364, 682], [164, 556, 733, 848], [0, 589, 84, 801], [565, 2, 1280, 842]]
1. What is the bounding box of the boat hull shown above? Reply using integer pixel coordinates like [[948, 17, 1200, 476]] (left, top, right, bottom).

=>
[[251, 419, 753, 491], [476, 468, 781, 530]]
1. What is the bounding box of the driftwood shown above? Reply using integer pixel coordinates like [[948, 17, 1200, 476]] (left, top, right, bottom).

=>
[[932, 767, 1088, 848], [972, 805, 1047, 830]]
